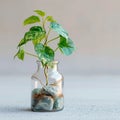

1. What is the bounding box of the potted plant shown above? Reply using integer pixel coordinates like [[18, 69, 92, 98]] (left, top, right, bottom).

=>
[[15, 10, 76, 112]]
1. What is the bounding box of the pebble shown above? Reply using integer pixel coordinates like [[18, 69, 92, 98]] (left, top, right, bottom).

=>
[[41, 85, 59, 97], [53, 97, 64, 110], [31, 86, 64, 111], [32, 88, 41, 95], [34, 95, 54, 111]]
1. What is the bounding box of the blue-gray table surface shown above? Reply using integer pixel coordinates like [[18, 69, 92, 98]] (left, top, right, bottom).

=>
[[0, 75, 120, 120]]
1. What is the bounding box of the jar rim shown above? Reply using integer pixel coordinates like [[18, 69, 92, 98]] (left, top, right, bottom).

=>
[[36, 60, 59, 64]]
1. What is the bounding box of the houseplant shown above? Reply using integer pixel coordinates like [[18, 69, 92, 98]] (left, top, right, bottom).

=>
[[15, 10, 75, 112]]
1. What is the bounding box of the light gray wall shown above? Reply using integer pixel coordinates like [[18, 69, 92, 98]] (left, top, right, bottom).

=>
[[0, 0, 120, 75]]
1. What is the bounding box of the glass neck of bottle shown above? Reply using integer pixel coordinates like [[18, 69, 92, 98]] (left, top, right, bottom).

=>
[[36, 60, 58, 73], [50, 64, 57, 72], [49, 61, 59, 73]]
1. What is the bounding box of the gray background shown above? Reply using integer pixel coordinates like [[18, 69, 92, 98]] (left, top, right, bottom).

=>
[[0, 0, 120, 75]]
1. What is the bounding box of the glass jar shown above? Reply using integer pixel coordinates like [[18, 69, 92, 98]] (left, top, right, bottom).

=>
[[31, 60, 64, 112]]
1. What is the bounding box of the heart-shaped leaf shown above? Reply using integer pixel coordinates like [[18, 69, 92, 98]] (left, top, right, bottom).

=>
[[24, 26, 45, 43], [18, 26, 46, 47], [23, 15, 40, 26], [35, 43, 54, 64], [24, 30, 45, 42], [50, 22, 68, 39], [34, 10, 45, 17], [14, 49, 25, 60], [58, 36, 75, 56], [46, 16, 55, 22]]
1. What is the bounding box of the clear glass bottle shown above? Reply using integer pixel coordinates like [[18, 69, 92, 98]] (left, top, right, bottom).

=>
[[31, 60, 64, 112]]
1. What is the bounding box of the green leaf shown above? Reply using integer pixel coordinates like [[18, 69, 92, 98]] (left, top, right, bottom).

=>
[[46, 16, 55, 22], [23, 15, 40, 26], [58, 36, 75, 56], [35, 43, 54, 64], [30, 26, 43, 32], [17, 38, 26, 47], [14, 49, 25, 60], [24, 31, 36, 41], [32, 33, 45, 46], [34, 10, 45, 17], [50, 22, 68, 39], [24, 26, 46, 43]]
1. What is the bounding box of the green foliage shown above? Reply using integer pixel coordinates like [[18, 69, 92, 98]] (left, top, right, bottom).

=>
[[30, 26, 43, 31], [23, 15, 40, 26], [14, 49, 25, 60], [34, 10, 45, 17], [35, 43, 54, 64], [18, 26, 46, 47], [17, 38, 26, 47], [58, 36, 76, 56], [15, 9, 76, 66], [24, 29, 44, 42], [46, 16, 55, 22], [29, 26, 46, 45], [15, 9, 76, 86], [50, 22, 68, 39]]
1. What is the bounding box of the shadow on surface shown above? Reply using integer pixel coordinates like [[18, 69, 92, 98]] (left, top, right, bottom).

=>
[[0, 106, 32, 113]]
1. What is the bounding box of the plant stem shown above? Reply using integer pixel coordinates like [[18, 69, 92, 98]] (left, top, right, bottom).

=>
[[47, 36, 59, 44], [44, 28, 51, 45], [42, 17, 46, 31], [25, 51, 38, 58], [44, 65, 48, 85], [54, 47, 59, 52]]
